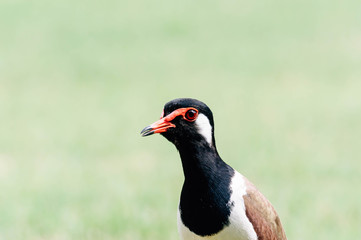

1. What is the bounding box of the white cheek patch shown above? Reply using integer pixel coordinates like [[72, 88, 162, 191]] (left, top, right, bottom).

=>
[[195, 113, 213, 146]]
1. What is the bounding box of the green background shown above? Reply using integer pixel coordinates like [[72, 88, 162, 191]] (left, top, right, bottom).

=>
[[1, 0, 360, 239]]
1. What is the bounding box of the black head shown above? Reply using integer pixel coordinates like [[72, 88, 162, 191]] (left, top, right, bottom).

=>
[[141, 98, 216, 149]]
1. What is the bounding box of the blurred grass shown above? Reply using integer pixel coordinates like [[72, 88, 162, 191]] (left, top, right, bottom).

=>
[[0, 0, 361, 239]]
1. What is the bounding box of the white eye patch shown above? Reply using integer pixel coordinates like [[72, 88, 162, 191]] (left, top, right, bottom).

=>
[[195, 113, 213, 146]]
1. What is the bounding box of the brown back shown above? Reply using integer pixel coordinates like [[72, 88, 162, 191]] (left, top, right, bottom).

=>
[[243, 178, 287, 240]]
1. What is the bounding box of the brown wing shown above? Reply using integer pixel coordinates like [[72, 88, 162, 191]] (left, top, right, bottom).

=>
[[243, 177, 287, 240]]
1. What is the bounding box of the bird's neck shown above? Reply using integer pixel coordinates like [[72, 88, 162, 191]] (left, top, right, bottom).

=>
[[176, 140, 235, 236], [176, 140, 228, 182]]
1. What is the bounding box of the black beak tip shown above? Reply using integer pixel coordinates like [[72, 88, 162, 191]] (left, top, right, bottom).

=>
[[140, 126, 154, 137]]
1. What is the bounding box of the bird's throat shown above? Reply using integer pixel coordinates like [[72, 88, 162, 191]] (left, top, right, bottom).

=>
[[176, 140, 235, 237], [176, 140, 226, 183]]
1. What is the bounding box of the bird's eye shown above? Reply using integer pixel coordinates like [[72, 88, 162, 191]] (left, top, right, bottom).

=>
[[185, 109, 198, 121]]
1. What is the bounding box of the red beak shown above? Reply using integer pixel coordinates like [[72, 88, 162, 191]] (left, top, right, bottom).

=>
[[140, 107, 198, 137], [140, 117, 175, 137]]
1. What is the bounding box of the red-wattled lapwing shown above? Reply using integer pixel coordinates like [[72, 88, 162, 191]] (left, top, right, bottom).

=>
[[141, 98, 287, 240]]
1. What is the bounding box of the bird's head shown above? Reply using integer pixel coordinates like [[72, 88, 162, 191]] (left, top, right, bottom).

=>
[[141, 98, 215, 148]]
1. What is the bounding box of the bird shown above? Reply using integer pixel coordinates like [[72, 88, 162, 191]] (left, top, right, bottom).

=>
[[141, 98, 287, 240]]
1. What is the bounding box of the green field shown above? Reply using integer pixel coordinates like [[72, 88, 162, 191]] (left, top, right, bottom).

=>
[[1, 0, 360, 239]]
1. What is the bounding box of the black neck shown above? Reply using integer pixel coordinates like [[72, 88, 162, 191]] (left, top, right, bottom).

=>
[[176, 138, 235, 236], [177, 139, 221, 180]]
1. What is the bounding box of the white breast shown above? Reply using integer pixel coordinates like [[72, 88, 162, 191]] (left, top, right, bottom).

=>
[[177, 172, 258, 240]]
